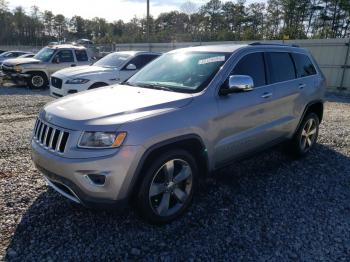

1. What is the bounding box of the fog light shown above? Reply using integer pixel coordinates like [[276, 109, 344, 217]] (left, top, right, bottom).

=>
[[86, 173, 106, 186], [68, 90, 78, 94]]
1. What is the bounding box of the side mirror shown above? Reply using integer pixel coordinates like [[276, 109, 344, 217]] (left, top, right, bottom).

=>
[[126, 63, 137, 70], [220, 75, 254, 95]]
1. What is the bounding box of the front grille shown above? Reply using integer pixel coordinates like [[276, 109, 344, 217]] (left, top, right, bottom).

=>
[[33, 118, 70, 154], [1, 64, 15, 74], [51, 77, 63, 89]]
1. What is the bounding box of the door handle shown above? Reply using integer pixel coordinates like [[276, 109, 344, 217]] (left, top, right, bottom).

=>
[[71, 64, 76, 67], [261, 92, 272, 99], [299, 83, 306, 89]]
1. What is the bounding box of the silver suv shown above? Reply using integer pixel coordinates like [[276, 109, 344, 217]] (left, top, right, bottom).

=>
[[31, 43, 326, 224], [2, 44, 91, 89]]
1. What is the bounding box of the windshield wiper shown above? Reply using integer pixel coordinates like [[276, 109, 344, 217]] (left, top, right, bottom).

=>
[[136, 83, 173, 92], [122, 81, 137, 86]]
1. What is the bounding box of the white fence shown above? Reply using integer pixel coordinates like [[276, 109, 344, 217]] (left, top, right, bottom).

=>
[[115, 38, 350, 92]]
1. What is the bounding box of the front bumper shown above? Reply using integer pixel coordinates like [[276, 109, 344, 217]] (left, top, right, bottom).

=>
[[31, 139, 145, 208], [3, 71, 31, 79], [50, 82, 90, 98]]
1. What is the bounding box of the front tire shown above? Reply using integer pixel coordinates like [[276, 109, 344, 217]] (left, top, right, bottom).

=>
[[290, 113, 320, 157], [136, 149, 198, 224], [28, 72, 48, 89]]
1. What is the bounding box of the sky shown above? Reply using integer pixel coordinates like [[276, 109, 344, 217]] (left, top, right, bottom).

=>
[[7, 0, 264, 22]]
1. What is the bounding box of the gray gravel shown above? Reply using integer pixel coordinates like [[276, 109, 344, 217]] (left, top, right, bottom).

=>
[[1, 86, 350, 261]]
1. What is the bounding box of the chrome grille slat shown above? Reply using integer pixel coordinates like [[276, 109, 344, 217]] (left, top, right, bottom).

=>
[[35, 122, 41, 138], [43, 126, 49, 145], [40, 125, 47, 143], [33, 119, 39, 136], [49, 128, 55, 148], [38, 123, 44, 140], [55, 131, 64, 151], [33, 119, 70, 154]]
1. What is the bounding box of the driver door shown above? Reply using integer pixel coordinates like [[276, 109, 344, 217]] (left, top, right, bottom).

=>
[[49, 50, 76, 75], [214, 52, 279, 166]]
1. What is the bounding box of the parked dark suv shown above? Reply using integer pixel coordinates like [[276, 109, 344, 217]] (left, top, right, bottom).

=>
[[31, 43, 326, 223]]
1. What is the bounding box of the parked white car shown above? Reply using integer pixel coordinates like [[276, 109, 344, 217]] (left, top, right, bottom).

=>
[[50, 51, 161, 97]]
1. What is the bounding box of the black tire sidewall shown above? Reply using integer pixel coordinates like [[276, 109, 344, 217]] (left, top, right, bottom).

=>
[[136, 149, 198, 224]]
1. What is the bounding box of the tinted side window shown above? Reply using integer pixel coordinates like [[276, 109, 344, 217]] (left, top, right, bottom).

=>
[[56, 50, 74, 63], [75, 50, 89, 62], [292, 53, 317, 77], [266, 52, 296, 84], [231, 52, 266, 87], [127, 54, 159, 69]]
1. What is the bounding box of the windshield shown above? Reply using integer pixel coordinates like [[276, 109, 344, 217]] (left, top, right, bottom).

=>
[[94, 53, 131, 68], [126, 52, 230, 93], [34, 47, 56, 62]]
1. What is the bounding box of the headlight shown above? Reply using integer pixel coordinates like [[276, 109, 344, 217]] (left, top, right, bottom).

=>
[[14, 65, 22, 73], [78, 131, 127, 148], [66, 78, 90, 84]]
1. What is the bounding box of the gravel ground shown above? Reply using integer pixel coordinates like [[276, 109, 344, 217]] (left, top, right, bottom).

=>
[[0, 86, 350, 261]]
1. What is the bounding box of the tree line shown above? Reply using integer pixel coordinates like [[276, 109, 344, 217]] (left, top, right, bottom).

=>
[[0, 0, 349, 46]]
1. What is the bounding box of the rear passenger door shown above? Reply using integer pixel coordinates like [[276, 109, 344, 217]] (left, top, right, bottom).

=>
[[291, 52, 318, 101], [74, 49, 90, 66], [265, 52, 307, 137]]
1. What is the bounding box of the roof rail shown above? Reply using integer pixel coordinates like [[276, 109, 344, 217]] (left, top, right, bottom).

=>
[[249, 42, 300, 48]]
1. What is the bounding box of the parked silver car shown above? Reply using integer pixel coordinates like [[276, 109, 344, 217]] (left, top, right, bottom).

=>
[[1, 44, 91, 88], [0, 51, 33, 67], [31, 43, 326, 224]]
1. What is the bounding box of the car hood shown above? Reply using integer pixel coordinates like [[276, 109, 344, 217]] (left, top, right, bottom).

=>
[[41, 85, 193, 131], [54, 65, 113, 78], [2, 58, 41, 66]]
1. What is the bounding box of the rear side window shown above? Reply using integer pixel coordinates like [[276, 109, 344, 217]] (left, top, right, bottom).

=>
[[266, 52, 296, 84], [231, 52, 266, 87], [75, 50, 89, 62], [56, 50, 74, 63], [292, 53, 317, 77], [125, 54, 159, 70]]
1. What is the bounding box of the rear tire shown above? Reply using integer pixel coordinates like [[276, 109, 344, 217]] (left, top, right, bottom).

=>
[[289, 113, 320, 157], [136, 149, 198, 224], [28, 72, 48, 89]]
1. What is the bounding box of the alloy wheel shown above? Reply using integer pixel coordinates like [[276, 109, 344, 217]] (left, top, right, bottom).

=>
[[32, 75, 44, 88], [148, 159, 193, 217], [300, 118, 317, 152]]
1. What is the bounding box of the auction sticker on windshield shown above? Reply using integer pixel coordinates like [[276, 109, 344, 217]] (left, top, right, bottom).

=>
[[198, 56, 226, 65]]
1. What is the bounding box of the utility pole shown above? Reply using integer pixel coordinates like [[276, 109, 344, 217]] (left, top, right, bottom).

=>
[[147, 0, 150, 51]]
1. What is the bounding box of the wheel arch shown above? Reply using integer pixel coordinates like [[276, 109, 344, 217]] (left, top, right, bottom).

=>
[[303, 100, 324, 123], [295, 100, 324, 136], [88, 82, 109, 89], [26, 70, 49, 80], [128, 134, 209, 199]]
